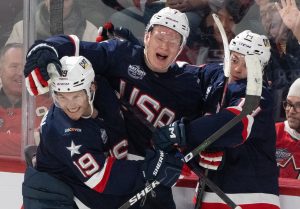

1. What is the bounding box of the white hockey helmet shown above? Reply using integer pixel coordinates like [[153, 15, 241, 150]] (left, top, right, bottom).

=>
[[229, 30, 271, 68], [51, 56, 95, 102], [146, 7, 190, 47]]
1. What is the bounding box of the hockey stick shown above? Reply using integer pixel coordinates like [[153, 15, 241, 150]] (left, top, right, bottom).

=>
[[50, 0, 64, 35], [194, 14, 232, 208], [118, 55, 262, 209], [212, 13, 231, 109]]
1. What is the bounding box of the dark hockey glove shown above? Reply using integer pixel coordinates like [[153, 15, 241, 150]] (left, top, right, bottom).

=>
[[152, 118, 187, 152], [143, 149, 188, 187], [24, 42, 62, 96], [96, 22, 141, 45], [96, 22, 115, 42]]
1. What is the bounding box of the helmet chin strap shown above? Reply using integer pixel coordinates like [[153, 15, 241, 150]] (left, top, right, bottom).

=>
[[81, 90, 95, 119]]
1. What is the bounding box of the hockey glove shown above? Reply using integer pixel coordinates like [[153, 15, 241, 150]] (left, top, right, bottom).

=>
[[198, 150, 225, 170], [143, 149, 188, 187], [96, 22, 141, 45], [24, 42, 62, 96], [152, 118, 187, 152]]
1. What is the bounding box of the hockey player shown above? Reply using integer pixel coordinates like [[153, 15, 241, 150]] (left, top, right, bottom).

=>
[[153, 30, 280, 209], [23, 55, 187, 209], [276, 78, 300, 178], [22, 7, 266, 209]]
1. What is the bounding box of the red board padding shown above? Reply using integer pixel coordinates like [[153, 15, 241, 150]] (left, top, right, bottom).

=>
[[0, 158, 26, 173], [1, 159, 300, 197], [279, 177, 300, 196], [176, 173, 300, 196]]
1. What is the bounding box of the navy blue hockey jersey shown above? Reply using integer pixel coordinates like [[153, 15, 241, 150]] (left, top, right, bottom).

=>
[[36, 105, 145, 209], [39, 35, 225, 156]]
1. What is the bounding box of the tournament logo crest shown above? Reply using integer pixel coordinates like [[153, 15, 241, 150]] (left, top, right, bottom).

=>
[[128, 65, 146, 80], [100, 128, 108, 144]]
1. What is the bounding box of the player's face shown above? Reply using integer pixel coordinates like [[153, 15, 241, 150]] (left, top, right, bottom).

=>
[[144, 25, 182, 73], [229, 52, 247, 83], [0, 47, 23, 99], [285, 96, 300, 132], [54, 90, 91, 120]]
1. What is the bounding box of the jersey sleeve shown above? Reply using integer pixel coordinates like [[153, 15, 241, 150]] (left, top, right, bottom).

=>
[[185, 80, 274, 150], [42, 35, 119, 76], [185, 106, 252, 149], [39, 118, 145, 196], [196, 63, 226, 114]]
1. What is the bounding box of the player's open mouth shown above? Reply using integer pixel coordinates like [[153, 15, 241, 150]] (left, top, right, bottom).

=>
[[68, 108, 80, 113], [156, 53, 168, 60]]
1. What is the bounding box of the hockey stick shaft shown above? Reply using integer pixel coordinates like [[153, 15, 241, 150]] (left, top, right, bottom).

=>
[[212, 13, 230, 78], [194, 14, 231, 208], [187, 161, 241, 209], [50, 0, 64, 35]]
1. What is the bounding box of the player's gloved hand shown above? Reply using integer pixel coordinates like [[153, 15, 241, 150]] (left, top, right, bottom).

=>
[[198, 150, 225, 170], [24, 42, 62, 96], [152, 118, 187, 152], [143, 149, 188, 187], [96, 22, 141, 45]]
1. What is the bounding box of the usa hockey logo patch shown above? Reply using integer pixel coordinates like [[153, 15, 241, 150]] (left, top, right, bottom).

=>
[[128, 65, 146, 80]]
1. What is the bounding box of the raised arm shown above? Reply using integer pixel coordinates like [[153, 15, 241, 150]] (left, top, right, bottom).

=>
[[276, 0, 300, 41]]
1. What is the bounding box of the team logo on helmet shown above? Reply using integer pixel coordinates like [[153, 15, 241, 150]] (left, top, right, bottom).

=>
[[128, 65, 146, 80], [79, 58, 89, 69], [61, 70, 68, 77], [263, 39, 270, 47]]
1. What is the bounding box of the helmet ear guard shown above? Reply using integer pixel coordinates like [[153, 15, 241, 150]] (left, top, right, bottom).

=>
[[229, 30, 271, 68]]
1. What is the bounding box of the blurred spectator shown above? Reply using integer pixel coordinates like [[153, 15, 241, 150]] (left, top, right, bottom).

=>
[[0, 43, 50, 157], [260, 1, 300, 121], [109, 0, 205, 43], [109, 1, 166, 40], [235, 0, 268, 35], [0, 0, 23, 89], [0, 1, 22, 47], [276, 78, 300, 178], [75, 0, 119, 28], [276, 0, 300, 42], [166, 0, 208, 47], [6, 0, 98, 44], [178, 0, 254, 65], [0, 43, 24, 157]]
